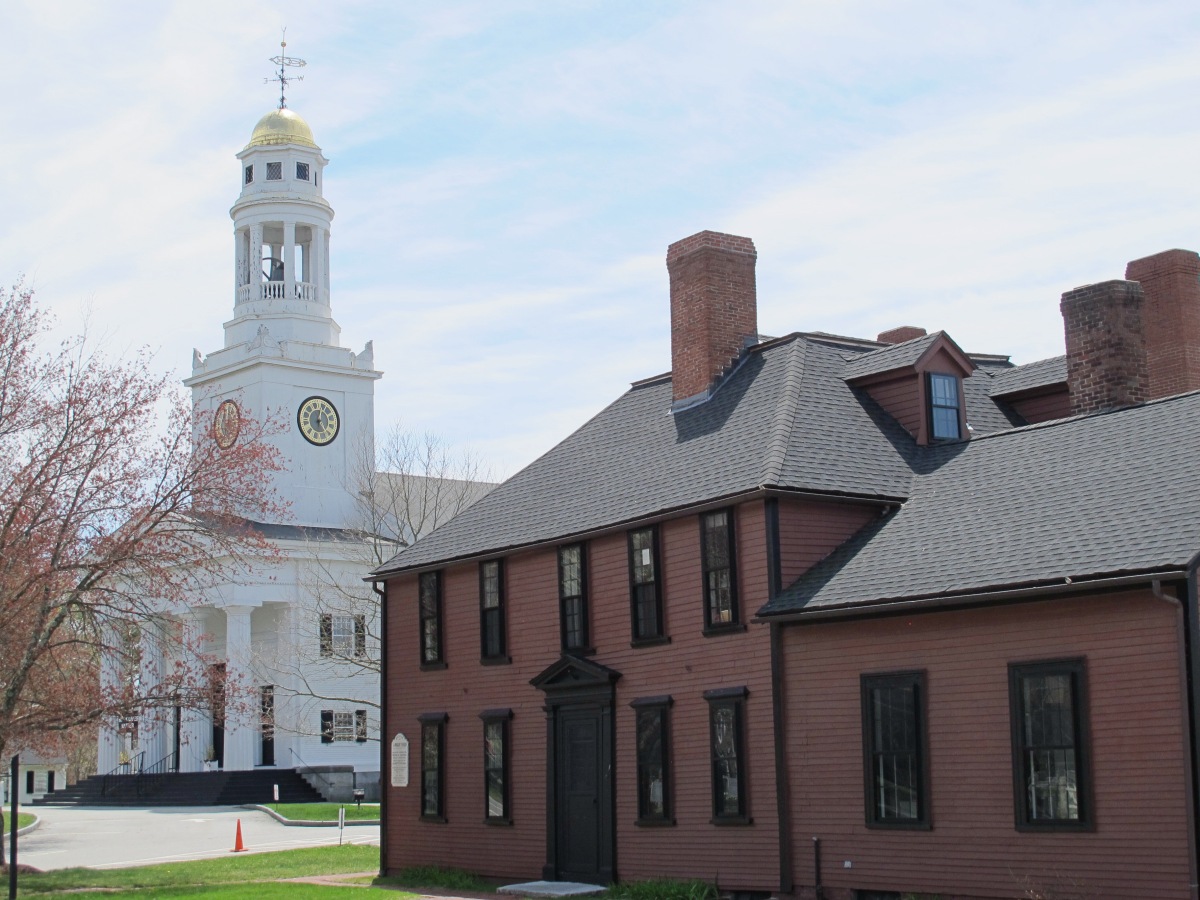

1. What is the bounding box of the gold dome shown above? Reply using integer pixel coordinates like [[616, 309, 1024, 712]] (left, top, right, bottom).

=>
[[246, 108, 317, 149]]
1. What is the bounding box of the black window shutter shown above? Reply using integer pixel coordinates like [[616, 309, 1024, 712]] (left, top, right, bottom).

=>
[[320, 710, 334, 743], [355, 709, 368, 742], [354, 615, 366, 657], [319, 614, 332, 656]]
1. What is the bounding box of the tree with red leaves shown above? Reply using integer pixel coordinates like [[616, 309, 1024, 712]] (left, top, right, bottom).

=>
[[0, 283, 286, 795]]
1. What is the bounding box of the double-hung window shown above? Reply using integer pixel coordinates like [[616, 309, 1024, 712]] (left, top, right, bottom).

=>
[[1009, 659, 1092, 830], [701, 509, 739, 631], [861, 672, 929, 828], [558, 544, 590, 653], [629, 527, 664, 643], [419, 712, 447, 821], [320, 708, 368, 743], [705, 687, 748, 823], [319, 614, 366, 657], [632, 696, 673, 825], [480, 709, 512, 823], [419, 571, 444, 668], [480, 560, 507, 663], [928, 373, 962, 440]]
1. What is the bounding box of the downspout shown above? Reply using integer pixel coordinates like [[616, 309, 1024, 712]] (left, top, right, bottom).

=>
[[373, 579, 388, 878], [1167, 562, 1200, 900], [764, 499, 794, 894]]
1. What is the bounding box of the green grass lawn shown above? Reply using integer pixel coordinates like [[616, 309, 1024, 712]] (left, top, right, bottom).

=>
[[0, 813, 35, 831], [15, 844, 383, 895], [265, 802, 380, 821]]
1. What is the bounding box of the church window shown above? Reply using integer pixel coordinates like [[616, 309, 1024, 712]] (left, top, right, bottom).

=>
[[244, 165, 253, 184], [296, 162, 310, 181], [320, 614, 367, 657], [320, 709, 364, 742], [266, 162, 282, 181]]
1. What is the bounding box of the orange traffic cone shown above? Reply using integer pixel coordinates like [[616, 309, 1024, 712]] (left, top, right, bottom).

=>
[[231, 818, 247, 852]]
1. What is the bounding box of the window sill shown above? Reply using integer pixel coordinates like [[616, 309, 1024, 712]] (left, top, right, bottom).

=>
[[480, 656, 512, 666], [710, 815, 753, 826], [1015, 819, 1094, 833], [702, 623, 747, 637], [419, 661, 448, 672], [484, 817, 513, 826], [866, 819, 931, 831], [630, 636, 671, 649], [562, 646, 596, 657], [420, 815, 447, 824], [635, 817, 676, 827]]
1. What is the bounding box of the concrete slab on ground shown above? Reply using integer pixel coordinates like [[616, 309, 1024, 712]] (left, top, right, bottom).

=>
[[499, 881, 605, 897]]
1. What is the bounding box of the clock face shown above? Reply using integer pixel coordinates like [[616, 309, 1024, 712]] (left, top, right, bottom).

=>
[[297, 396, 340, 446], [213, 399, 241, 450]]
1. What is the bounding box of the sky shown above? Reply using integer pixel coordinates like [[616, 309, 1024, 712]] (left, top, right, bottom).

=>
[[3, 1, 1200, 479]]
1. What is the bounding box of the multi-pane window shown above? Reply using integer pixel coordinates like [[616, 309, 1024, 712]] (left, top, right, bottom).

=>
[[633, 697, 672, 824], [296, 162, 310, 181], [419, 571, 443, 667], [319, 614, 366, 657], [419, 713, 447, 821], [481, 710, 511, 823], [705, 687, 748, 822], [629, 527, 663, 642], [929, 373, 962, 440], [701, 510, 738, 630], [861, 672, 928, 828], [558, 544, 590, 652], [480, 560, 507, 662], [266, 161, 282, 181], [1010, 659, 1091, 829], [244, 164, 253, 184], [319, 708, 368, 743]]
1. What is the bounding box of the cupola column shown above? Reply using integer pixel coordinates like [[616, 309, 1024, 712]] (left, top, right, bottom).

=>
[[283, 221, 297, 301], [249, 224, 264, 301], [314, 225, 327, 305]]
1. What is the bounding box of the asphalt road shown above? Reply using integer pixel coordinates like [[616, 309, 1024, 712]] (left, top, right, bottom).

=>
[[11, 805, 380, 871]]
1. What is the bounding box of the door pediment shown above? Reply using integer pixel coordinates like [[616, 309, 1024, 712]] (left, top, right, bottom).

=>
[[530, 655, 621, 693]]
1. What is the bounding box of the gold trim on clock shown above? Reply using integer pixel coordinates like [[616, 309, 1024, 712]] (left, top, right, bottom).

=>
[[297, 395, 340, 446], [213, 399, 241, 450]]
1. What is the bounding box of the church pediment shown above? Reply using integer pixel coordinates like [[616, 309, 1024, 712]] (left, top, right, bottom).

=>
[[530, 655, 622, 693]]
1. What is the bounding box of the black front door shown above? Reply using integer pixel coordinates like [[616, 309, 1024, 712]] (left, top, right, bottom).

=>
[[557, 707, 602, 880]]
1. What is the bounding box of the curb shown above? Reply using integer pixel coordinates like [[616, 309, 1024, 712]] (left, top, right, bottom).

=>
[[12, 815, 40, 837], [244, 804, 380, 827]]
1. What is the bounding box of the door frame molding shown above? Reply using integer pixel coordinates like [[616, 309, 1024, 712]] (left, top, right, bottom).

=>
[[531, 655, 621, 883]]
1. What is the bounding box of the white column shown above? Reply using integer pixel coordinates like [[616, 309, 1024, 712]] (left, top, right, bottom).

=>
[[137, 621, 166, 769], [322, 228, 331, 305], [178, 611, 209, 772], [250, 223, 264, 299], [312, 226, 326, 306], [283, 221, 296, 301], [223, 605, 255, 771], [96, 624, 124, 774]]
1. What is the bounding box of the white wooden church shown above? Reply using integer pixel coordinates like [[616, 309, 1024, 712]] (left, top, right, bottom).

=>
[[97, 103, 388, 798]]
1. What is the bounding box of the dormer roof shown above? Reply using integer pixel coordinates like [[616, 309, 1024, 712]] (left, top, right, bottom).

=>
[[842, 330, 975, 384]]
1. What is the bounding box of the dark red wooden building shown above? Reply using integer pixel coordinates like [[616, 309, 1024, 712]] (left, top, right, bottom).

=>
[[373, 236, 1200, 900]]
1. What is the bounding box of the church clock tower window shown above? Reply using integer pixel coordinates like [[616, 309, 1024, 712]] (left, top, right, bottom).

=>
[[296, 162, 310, 181], [244, 165, 253, 184], [266, 162, 282, 180]]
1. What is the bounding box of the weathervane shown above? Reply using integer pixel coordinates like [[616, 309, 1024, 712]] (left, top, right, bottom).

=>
[[266, 29, 306, 109]]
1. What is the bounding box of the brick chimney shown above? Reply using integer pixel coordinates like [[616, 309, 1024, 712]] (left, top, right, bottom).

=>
[[667, 231, 758, 406], [1060, 280, 1148, 415], [876, 326, 927, 345], [1125, 249, 1200, 399]]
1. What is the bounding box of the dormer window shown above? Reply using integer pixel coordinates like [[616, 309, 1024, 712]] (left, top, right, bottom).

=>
[[296, 162, 310, 181], [244, 165, 253, 184], [929, 373, 962, 440], [266, 162, 282, 181]]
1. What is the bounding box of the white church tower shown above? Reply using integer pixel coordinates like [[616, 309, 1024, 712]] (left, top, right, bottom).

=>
[[186, 105, 381, 526], [97, 75, 387, 795]]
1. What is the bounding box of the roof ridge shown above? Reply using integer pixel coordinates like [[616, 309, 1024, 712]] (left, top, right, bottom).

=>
[[758, 338, 808, 487]]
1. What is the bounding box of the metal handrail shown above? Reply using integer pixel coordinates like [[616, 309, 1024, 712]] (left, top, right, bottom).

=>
[[100, 750, 144, 797], [135, 749, 178, 798], [288, 747, 338, 800]]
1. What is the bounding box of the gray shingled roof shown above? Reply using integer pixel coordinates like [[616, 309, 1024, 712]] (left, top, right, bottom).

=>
[[373, 331, 1031, 576], [841, 331, 950, 381], [988, 355, 1066, 397], [759, 390, 1200, 618]]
